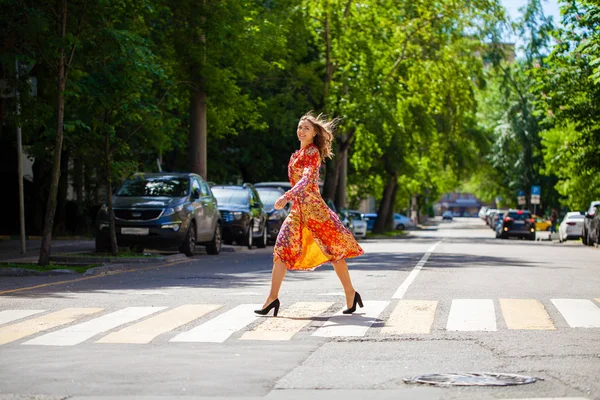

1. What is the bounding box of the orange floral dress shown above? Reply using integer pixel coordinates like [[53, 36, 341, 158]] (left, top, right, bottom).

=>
[[274, 144, 364, 270]]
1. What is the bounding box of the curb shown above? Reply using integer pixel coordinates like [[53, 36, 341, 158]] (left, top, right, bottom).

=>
[[0, 268, 79, 277], [83, 253, 187, 276], [0, 235, 92, 241]]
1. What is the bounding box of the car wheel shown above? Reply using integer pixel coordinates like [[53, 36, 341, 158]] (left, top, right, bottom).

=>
[[95, 235, 110, 253], [180, 222, 196, 257], [206, 222, 222, 255], [396, 224, 405, 231], [257, 224, 267, 248], [246, 223, 253, 249]]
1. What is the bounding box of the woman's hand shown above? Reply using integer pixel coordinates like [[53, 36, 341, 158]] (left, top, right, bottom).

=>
[[274, 195, 288, 210]]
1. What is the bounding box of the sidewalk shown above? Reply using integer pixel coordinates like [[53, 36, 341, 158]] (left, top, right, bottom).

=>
[[0, 238, 95, 263]]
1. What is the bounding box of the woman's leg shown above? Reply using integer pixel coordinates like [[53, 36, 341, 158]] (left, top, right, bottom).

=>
[[262, 258, 287, 308], [332, 259, 356, 309]]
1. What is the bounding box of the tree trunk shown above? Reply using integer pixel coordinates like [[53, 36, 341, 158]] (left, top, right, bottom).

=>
[[189, 85, 207, 179], [38, 0, 68, 265], [335, 147, 347, 209], [105, 129, 118, 256], [372, 173, 398, 234], [55, 149, 70, 234]]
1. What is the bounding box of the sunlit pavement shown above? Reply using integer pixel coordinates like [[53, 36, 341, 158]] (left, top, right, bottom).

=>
[[0, 217, 599, 400]]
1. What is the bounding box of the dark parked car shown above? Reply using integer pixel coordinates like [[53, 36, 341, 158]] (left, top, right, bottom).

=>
[[588, 208, 600, 246], [95, 173, 222, 256], [498, 209, 536, 240], [255, 187, 289, 245], [211, 184, 268, 249], [582, 201, 600, 246]]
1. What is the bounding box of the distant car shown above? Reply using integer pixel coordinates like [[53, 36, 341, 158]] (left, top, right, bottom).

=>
[[558, 212, 585, 243], [256, 187, 289, 245], [363, 213, 377, 231], [532, 214, 552, 232], [493, 212, 505, 236], [211, 184, 268, 249], [497, 209, 536, 240], [95, 172, 222, 256], [491, 210, 508, 230], [582, 201, 600, 246], [442, 211, 453, 220], [341, 209, 367, 239], [394, 213, 414, 230], [478, 206, 489, 219], [254, 181, 292, 191]]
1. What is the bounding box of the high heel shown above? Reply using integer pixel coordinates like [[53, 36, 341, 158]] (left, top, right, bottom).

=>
[[254, 299, 280, 317], [342, 292, 363, 314]]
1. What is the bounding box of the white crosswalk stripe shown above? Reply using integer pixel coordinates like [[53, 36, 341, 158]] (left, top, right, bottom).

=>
[[0, 297, 597, 346], [23, 307, 166, 346]]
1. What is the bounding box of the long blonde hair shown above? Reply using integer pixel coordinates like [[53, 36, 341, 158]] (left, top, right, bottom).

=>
[[300, 112, 339, 161]]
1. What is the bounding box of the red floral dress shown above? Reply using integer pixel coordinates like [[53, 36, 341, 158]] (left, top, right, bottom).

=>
[[273, 144, 364, 270]]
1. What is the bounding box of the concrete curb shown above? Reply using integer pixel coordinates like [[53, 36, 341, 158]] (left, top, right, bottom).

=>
[[0, 267, 79, 277], [83, 253, 187, 276]]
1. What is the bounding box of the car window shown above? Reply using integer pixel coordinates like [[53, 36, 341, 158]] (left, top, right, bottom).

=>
[[212, 187, 250, 205], [507, 211, 532, 220], [116, 177, 189, 197], [198, 180, 210, 196], [191, 179, 201, 197], [257, 189, 282, 209]]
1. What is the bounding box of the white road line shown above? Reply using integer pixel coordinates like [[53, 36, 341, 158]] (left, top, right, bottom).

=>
[[446, 299, 497, 331], [170, 304, 260, 343], [22, 307, 166, 346], [551, 299, 600, 328], [0, 310, 45, 325], [312, 301, 389, 337], [392, 241, 441, 299]]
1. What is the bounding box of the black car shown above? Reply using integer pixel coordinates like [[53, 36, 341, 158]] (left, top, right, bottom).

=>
[[588, 208, 600, 246], [211, 184, 268, 249], [582, 201, 600, 246], [498, 209, 536, 240], [95, 173, 222, 256], [256, 187, 289, 245]]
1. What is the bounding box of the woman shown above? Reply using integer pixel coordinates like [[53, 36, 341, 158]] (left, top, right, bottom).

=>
[[254, 112, 364, 317]]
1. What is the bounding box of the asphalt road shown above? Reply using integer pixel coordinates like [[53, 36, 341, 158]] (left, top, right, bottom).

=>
[[0, 217, 599, 400]]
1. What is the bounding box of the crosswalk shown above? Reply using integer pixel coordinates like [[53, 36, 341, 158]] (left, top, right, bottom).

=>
[[0, 297, 599, 346]]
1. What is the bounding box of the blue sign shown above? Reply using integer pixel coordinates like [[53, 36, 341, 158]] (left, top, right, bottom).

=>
[[517, 190, 525, 197], [531, 186, 541, 195]]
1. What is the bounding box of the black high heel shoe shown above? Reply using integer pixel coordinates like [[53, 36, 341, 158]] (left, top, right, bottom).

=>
[[342, 292, 364, 314], [254, 299, 280, 317]]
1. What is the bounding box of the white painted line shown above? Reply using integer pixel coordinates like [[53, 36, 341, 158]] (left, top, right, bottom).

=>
[[446, 299, 497, 331], [97, 304, 222, 344], [0, 310, 45, 325], [392, 241, 441, 299], [170, 304, 260, 343], [23, 307, 166, 346], [312, 301, 389, 337], [552, 299, 600, 328]]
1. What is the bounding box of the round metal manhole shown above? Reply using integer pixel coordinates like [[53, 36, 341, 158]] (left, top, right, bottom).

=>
[[404, 372, 540, 386]]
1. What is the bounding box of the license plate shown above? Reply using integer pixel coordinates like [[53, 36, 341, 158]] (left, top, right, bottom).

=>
[[121, 227, 149, 235], [514, 221, 524, 225]]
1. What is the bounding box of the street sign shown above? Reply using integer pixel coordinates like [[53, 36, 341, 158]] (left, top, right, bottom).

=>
[[531, 185, 541, 205], [517, 190, 526, 206]]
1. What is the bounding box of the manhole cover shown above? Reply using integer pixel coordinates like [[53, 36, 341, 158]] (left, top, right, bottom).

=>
[[404, 372, 540, 386]]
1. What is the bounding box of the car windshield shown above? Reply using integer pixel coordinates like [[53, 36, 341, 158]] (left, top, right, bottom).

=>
[[507, 211, 531, 220], [212, 188, 249, 205], [567, 214, 584, 220], [349, 211, 363, 220], [257, 190, 281, 209], [116, 177, 188, 197]]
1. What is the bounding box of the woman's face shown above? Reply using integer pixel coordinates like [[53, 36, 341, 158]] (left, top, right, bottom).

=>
[[297, 119, 316, 144]]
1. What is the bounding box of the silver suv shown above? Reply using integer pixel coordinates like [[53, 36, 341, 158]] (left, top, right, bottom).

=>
[[95, 173, 222, 256]]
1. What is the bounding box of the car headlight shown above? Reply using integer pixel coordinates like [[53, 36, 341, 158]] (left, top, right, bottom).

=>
[[162, 223, 181, 231], [164, 204, 184, 217], [232, 211, 243, 220]]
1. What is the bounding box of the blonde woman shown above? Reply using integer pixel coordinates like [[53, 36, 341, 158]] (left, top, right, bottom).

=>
[[255, 112, 364, 317]]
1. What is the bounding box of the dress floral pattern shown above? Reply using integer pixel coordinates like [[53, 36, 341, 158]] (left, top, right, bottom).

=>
[[274, 144, 364, 270]]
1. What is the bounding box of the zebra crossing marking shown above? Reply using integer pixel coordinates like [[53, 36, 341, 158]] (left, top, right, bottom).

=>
[[500, 299, 555, 330], [381, 300, 437, 334], [0, 310, 45, 325], [240, 302, 334, 341], [170, 304, 260, 343], [97, 304, 221, 344], [312, 301, 389, 337], [551, 299, 600, 328], [446, 299, 496, 331], [23, 307, 167, 346], [0, 308, 103, 345]]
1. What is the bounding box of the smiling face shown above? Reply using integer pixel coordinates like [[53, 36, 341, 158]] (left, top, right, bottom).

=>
[[297, 119, 316, 147]]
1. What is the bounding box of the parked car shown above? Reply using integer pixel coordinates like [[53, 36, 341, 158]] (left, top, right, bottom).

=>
[[532, 214, 552, 232], [491, 210, 508, 230], [211, 183, 268, 249], [497, 209, 536, 240], [254, 181, 292, 191], [340, 209, 368, 239], [582, 201, 600, 246], [589, 208, 600, 246], [394, 213, 414, 230], [478, 206, 489, 219], [442, 210, 453, 221], [558, 212, 585, 243], [493, 212, 505, 237], [363, 213, 377, 231], [95, 172, 222, 256], [255, 187, 289, 244]]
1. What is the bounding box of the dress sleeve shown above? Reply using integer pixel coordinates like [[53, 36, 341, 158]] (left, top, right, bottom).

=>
[[283, 146, 320, 202]]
